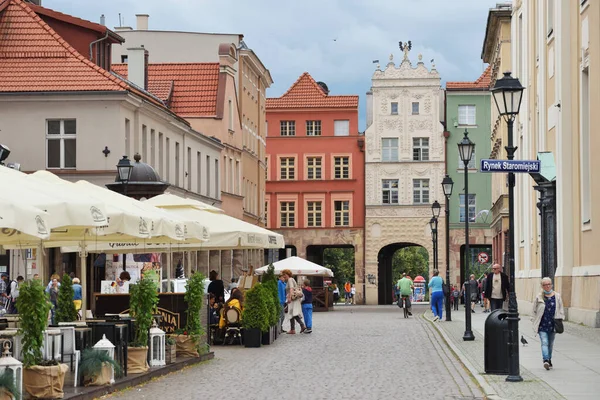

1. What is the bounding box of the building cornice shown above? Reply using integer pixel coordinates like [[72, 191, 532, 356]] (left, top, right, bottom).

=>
[[481, 5, 512, 62]]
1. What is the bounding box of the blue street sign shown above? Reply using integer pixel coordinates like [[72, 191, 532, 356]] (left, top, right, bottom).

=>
[[480, 159, 541, 173]]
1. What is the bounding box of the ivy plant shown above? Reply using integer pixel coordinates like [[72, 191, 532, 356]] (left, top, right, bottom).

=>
[[129, 277, 159, 348], [55, 274, 78, 323], [17, 279, 51, 368]]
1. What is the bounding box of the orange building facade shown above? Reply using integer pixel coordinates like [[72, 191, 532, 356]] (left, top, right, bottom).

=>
[[266, 73, 365, 302]]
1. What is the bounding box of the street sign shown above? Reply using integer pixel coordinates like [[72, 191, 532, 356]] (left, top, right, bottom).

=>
[[480, 159, 541, 173], [478, 252, 489, 264]]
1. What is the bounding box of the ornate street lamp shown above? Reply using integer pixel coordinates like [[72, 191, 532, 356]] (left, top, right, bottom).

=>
[[458, 129, 475, 341], [441, 174, 454, 321], [431, 201, 441, 273], [116, 155, 134, 196], [491, 71, 525, 382], [429, 217, 438, 273]]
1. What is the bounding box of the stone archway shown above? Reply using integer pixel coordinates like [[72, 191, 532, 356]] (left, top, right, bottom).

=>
[[377, 242, 429, 305]]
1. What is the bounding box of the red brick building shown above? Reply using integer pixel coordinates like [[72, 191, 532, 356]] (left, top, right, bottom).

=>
[[266, 73, 364, 300]]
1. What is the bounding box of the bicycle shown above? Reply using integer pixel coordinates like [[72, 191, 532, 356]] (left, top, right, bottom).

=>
[[399, 295, 410, 318]]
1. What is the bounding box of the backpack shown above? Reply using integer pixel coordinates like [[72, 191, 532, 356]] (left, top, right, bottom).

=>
[[452, 289, 459, 298]]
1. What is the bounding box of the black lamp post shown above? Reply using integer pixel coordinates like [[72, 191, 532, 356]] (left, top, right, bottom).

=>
[[458, 129, 475, 341], [116, 155, 133, 271], [431, 200, 441, 272], [491, 71, 525, 382], [429, 216, 438, 273], [441, 174, 454, 321]]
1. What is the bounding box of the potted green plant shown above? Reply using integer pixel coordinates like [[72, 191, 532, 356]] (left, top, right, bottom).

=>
[[242, 284, 269, 348], [165, 336, 176, 364], [127, 277, 158, 374], [55, 274, 78, 324], [260, 265, 280, 344], [19, 279, 68, 399], [79, 348, 121, 386], [0, 372, 20, 400], [171, 272, 205, 358]]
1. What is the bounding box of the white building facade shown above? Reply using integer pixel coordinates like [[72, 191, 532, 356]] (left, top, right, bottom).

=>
[[364, 51, 446, 305]]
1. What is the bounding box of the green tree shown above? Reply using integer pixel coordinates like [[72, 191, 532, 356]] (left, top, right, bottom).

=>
[[323, 248, 355, 285], [391, 246, 429, 284], [55, 274, 78, 323]]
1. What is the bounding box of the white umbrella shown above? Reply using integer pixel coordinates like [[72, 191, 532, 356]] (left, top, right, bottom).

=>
[[0, 198, 51, 240], [255, 256, 334, 277]]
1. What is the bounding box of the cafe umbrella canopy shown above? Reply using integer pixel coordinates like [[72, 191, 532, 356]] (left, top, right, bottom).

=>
[[254, 256, 334, 277], [0, 198, 52, 241]]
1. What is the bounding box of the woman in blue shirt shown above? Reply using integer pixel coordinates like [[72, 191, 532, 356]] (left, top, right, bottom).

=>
[[428, 270, 444, 321]]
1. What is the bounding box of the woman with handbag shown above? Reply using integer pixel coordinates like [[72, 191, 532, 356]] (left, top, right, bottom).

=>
[[532, 277, 565, 370], [281, 269, 306, 334]]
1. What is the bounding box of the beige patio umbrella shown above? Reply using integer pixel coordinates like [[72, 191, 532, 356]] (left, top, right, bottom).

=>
[[0, 198, 51, 241]]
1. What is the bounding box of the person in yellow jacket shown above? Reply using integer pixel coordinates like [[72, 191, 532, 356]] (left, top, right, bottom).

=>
[[219, 288, 244, 328]]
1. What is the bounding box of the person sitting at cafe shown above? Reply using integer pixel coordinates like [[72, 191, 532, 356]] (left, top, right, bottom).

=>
[[208, 270, 225, 303], [115, 271, 131, 293], [209, 293, 220, 325], [219, 289, 243, 329]]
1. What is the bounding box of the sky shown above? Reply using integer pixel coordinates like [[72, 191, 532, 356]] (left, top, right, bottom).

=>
[[44, 0, 502, 130]]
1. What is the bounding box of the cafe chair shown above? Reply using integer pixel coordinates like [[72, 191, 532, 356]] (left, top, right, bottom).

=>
[[223, 306, 242, 346], [57, 327, 80, 386]]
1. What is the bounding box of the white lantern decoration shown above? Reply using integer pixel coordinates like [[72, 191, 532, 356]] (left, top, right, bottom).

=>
[[149, 321, 165, 367], [0, 341, 22, 400], [93, 334, 115, 384]]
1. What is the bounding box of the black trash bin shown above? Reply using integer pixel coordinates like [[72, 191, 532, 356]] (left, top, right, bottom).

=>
[[484, 309, 509, 374]]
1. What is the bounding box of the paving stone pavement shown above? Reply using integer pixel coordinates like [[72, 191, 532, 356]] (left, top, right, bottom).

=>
[[109, 305, 484, 400]]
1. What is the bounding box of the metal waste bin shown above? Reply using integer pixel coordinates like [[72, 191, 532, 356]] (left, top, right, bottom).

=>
[[484, 309, 509, 374]]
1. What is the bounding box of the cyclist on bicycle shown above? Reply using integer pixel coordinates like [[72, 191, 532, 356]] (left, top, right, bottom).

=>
[[397, 273, 414, 316]]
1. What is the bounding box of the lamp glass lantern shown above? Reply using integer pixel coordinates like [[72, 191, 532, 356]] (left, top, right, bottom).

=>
[[458, 130, 475, 165], [429, 217, 436, 232], [149, 321, 166, 367], [442, 175, 454, 198], [116, 155, 133, 183], [0, 341, 22, 400], [432, 200, 441, 218], [93, 334, 116, 384], [491, 72, 525, 118]]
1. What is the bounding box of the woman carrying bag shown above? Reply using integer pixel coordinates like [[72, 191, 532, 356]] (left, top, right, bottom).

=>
[[532, 277, 565, 370], [281, 269, 306, 334]]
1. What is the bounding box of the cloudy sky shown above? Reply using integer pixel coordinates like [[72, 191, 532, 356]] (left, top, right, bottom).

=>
[[45, 0, 500, 130]]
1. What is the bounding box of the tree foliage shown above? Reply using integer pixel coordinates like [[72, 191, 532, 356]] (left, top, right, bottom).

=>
[[18, 279, 51, 367], [323, 248, 355, 285], [55, 274, 78, 323], [242, 284, 270, 332], [391, 246, 430, 283], [261, 264, 281, 326]]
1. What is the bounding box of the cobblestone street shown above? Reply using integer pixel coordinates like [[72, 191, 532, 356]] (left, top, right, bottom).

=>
[[110, 305, 484, 400]]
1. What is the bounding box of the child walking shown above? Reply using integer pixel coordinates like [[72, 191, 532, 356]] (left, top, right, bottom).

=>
[[301, 279, 313, 334]]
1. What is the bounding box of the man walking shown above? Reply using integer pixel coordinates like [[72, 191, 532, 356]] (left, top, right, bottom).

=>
[[278, 273, 287, 333], [484, 263, 509, 311], [344, 281, 352, 305], [481, 274, 489, 313], [398, 273, 413, 316]]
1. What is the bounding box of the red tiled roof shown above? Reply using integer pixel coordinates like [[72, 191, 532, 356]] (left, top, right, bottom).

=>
[[266, 72, 358, 109], [446, 65, 492, 90], [0, 0, 128, 92], [112, 63, 220, 117]]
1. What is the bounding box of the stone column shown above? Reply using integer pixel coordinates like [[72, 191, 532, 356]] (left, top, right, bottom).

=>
[[197, 250, 209, 275], [232, 250, 244, 279], [208, 250, 220, 276], [221, 250, 233, 282], [535, 181, 557, 280]]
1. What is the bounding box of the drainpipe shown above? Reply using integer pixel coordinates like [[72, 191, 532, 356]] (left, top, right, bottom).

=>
[[89, 30, 110, 64], [359, 134, 367, 305]]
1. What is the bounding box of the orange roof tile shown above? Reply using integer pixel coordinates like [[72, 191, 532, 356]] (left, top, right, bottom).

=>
[[446, 65, 492, 90], [112, 63, 220, 117], [266, 72, 358, 109], [0, 0, 128, 92]]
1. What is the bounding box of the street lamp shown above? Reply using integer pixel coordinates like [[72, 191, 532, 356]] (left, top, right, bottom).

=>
[[491, 71, 525, 382], [458, 129, 475, 341], [116, 155, 133, 272], [431, 200, 441, 272], [429, 216, 438, 273], [441, 174, 454, 321]]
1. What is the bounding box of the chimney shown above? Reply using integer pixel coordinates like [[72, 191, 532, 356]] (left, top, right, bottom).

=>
[[136, 14, 149, 30], [114, 26, 133, 32], [127, 47, 149, 90], [100, 14, 105, 26], [366, 90, 373, 128]]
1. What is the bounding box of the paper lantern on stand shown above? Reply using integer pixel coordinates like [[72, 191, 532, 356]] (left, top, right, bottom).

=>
[[149, 321, 165, 367], [0, 340, 23, 400], [93, 334, 115, 383]]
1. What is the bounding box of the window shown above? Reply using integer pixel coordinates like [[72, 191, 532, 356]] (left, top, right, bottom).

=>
[[228, 99, 233, 131], [547, 0, 554, 37], [46, 119, 76, 168], [458, 105, 476, 125], [382, 179, 399, 204], [120, 55, 128, 63], [265, 201, 269, 227], [165, 137, 171, 182], [280, 201, 295, 227], [215, 159, 219, 197], [391, 102, 398, 115], [187, 147, 192, 189], [307, 201, 322, 227], [412, 138, 429, 161], [334, 200, 350, 226], [581, 66, 591, 223], [459, 194, 476, 222], [206, 155, 211, 197], [280, 121, 296, 136], [125, 119, 130, 157], [413, 179, 429, 204], [197, 151, 202, 193], [334, 156, 350, 179], [412, 102, 420, 115], [280, 157, 295, 180], [306, 120, 321, 136], [175, 141, 180, 186], [457, 149, 476, 169], [158, 132, 164, 177], [141, 125, 147, 161], [150, 129, 156, 166], [307, 157, 322, 180], [382, 138, 399, 162], [334, 120, 350, 136]]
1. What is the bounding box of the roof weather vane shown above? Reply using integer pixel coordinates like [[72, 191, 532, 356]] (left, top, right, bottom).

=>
[[399, 41, 412, 61]]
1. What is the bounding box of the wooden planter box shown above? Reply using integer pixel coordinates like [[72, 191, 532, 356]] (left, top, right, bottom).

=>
[[165, 344, 177, 364]]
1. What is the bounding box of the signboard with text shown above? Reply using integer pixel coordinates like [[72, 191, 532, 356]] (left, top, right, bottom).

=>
[[480, 159, 541, 173]]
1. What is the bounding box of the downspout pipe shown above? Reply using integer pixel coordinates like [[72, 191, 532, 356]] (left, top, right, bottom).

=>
[[89, 30, 110, 62]]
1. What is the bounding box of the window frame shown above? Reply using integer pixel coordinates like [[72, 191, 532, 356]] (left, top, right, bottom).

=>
[[306, 201, 323, 227], [333, 200, 350, 227], [382, 138, 399, 162], [306, 120, 322, 136], [412, 137, 430, 161], [280, 120, 296, 136], [382, 179, 399, 204], [334, 120, 350, 136], [459, 194, 477, 223], [332, 155, 350, 179], [391, 102, 399, 115], [412, 102, 420, 115], [458, 105, 477, 126], [46, 119, 77, 169], [279, 201, 296, 228], [279, 156, 296, 180], [306, 156, 323, 180], [412, 179, 430, 204]]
